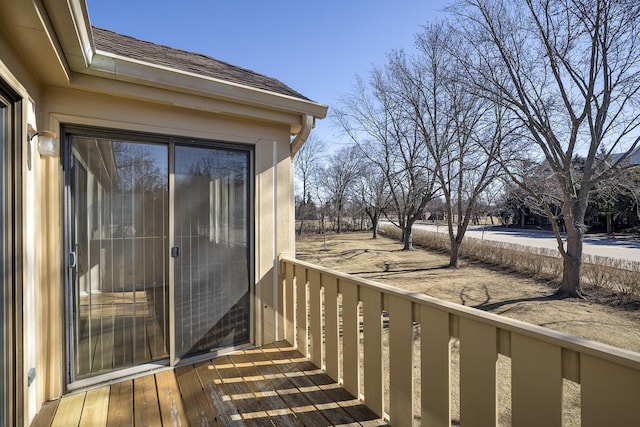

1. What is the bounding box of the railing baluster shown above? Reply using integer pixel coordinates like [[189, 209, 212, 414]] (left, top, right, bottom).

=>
[[295, 265, 308, 356], [324, 275, 339, 381], [342, 280, 360, 398], [362, 287, 383, 417], [308, 269, 322, 367], [421, 306, 450, 427], [512, 333, 562, 427], [389, 295, 414, 427], [459, 317, 497, 427], [581, 354, 640, 427], [284, 260, 295, 345]]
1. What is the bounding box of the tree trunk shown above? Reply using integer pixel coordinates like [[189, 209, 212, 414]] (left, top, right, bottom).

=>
[[402, 227, 413, 250], [401, 217, 416, 250], [556, 208, 586, 298], [449, 239, 461, 268], [298, 214, 305, 236], [371, 217, 379, 239]]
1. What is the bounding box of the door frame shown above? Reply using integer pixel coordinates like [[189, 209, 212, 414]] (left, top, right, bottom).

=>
[[0, 79, 23, 427], [62, 126, 255, 388]]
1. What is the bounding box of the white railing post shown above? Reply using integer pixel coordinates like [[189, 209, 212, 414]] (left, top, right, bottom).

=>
[[459, 318, 497, 427], [308, 269, 322, 367], [283, 259, 295, 345], [342, 280, 360, 398], [581, 354, 640, 426], [295, 265, 308, 355], [388, 295, 414, 427], [362, 287, 383, 417], [511, 333, 562, 427], [421, 306, 451, 427], [324, 275, 339, 382]]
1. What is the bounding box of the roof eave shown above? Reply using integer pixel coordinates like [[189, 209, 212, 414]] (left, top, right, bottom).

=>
[[80, 50, 328, 120], [33, 0, 328, 129]]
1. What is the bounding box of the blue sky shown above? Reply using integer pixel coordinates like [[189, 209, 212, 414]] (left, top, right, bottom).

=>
[[86, 0, 450, 147]]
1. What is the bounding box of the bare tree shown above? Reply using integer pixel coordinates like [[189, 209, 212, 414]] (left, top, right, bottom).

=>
[[391, 24, 504, 267], [323, 146, 363, 233], [294, 135, 325, 235], [354, 160, 390, 238], [334, 67, 438, 250], [454, 0, 640, 297]]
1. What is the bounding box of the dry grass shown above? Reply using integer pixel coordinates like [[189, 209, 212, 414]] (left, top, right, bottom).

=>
[[382, 225, 640, 297], [297, 231, 640, 352], [296, 231, 640, 426]]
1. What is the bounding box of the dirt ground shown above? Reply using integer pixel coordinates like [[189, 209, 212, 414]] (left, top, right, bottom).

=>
[[296, 232, 640, 426]]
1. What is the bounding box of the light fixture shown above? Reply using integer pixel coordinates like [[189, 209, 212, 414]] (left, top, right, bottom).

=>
[[27, 124, 58, 157]]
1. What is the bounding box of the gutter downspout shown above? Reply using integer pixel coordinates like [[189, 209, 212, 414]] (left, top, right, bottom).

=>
[[290, 114, 314, 156], [280, 113, 313, 341]]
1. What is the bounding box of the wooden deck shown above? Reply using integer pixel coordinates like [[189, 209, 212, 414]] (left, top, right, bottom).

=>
[[32, 341, 387, 426]]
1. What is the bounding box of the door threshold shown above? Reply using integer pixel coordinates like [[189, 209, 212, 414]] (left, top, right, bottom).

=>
[[66, 360, 171, 392], [173, 342, 254, 367], [66, 343, 254, 392]]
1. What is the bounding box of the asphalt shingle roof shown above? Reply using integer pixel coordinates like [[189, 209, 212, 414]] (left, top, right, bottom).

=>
[[92, 27, 311, 101]]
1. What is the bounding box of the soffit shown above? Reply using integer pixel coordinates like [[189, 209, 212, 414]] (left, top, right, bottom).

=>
[[0, 1, 70, 86]]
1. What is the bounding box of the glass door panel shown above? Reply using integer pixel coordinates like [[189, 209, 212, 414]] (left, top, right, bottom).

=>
[[173, 145, 250, 359], [69, 137, 169, 380]]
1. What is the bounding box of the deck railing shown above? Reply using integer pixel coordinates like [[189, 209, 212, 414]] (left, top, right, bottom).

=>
[[279, 255, 640, 427]]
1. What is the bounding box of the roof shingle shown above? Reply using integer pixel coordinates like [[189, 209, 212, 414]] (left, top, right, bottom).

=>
[[92, 27, 311, 101]]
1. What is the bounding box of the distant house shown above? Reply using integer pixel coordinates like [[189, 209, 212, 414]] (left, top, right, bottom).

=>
[[0, 2, 326, 425], [611, 147, 640, 165]]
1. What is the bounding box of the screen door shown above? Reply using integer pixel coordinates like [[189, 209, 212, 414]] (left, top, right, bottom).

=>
[[173, 144, 251, 360]]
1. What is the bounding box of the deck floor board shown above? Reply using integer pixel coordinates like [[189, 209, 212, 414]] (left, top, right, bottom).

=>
[[31, 341, 389, 427], [79, 386, 110, 427], [106, 379, 133, 427], [155, 369, 188, 427]]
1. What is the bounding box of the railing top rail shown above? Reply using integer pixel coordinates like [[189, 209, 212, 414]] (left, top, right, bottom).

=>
[[279, 254, 640, 370]]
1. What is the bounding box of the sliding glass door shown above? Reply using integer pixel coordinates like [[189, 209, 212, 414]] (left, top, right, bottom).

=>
[[66, 131, 252, 382], [68, 136, 169, 380]]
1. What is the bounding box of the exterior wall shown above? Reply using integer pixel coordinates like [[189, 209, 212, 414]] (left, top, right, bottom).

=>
[[2, 31, 299, 423], [255, 138, 293, 345]]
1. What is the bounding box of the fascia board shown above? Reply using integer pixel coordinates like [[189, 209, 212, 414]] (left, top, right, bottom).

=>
[[40, 0, 93, 75], [82, 50, 328, 120], [70, 72, 304, 127]]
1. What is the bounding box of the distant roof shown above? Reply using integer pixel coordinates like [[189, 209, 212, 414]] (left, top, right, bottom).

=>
[[611, 147, 640, 165], [92, 27, 311, 102]]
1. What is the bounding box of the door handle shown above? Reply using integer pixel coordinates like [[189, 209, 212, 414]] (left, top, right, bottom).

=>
[[69, 251, 77, 269], [171, 246, 181, 258]]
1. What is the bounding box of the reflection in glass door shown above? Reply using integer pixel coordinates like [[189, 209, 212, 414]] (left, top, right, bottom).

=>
[[173, 145, 251, 359], [69, 137, 169, 380]]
